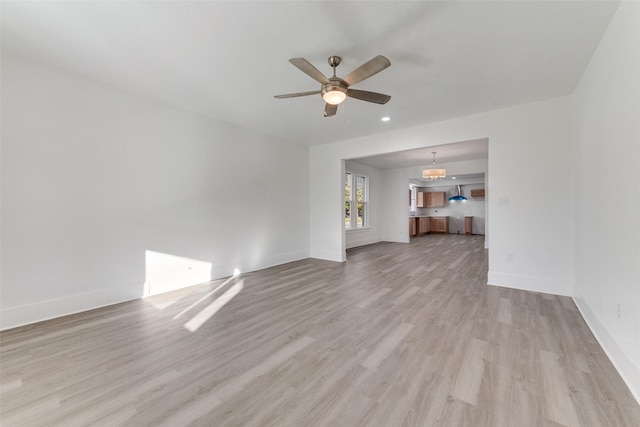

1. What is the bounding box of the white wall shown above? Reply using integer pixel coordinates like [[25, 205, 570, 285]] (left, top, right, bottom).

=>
[[0, 52, 310, 329], [310, 96, 575, 296], [344, 160, 382, 249], [572, 1, 640, 400]]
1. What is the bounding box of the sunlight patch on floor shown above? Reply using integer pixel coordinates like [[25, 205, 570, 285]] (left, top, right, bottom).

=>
[[173, 271, 240, 320], [144, 285, 202, 310], [183, 280, 244, 332]]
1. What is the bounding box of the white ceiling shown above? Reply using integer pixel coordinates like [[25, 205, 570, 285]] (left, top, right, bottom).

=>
[[1, 1, 619, 148], [351, 138, 488, 170], [410, 173, 486, 188]]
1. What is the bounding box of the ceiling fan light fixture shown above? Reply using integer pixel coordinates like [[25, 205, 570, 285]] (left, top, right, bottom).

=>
[[322, 85, 347, 105]]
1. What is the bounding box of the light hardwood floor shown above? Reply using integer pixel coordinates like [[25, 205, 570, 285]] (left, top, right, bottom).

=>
[[1, 235, 639, 426]]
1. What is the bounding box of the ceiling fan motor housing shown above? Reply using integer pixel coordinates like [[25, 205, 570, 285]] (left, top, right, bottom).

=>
[[321, 78, 348, 97]]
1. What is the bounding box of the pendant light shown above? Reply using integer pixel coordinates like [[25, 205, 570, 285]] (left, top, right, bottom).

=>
[[422, 151, 447, 181]]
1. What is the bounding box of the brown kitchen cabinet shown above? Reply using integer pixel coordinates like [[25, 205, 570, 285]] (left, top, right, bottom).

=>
[[416, 191, 447, 208], [465, 216, 473, 235], [430, 216, 449, 233], [409, 218, 417, 236], [470, 189, 485, 197], [416, 192, 427, 208], [427, 192, 447, 207], [417, 217, 430, 235]]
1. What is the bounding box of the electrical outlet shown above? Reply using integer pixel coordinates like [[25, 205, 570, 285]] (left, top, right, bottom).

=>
[[499, 197, 510, 206]]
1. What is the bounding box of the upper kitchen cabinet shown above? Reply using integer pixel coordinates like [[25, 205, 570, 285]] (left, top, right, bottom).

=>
[[417, 191, 447, 208], [428, 192, 446, 207], [416, 192, 427, 208]]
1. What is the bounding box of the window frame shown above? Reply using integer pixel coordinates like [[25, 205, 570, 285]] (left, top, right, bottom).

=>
[[345, 171, 369, 230]]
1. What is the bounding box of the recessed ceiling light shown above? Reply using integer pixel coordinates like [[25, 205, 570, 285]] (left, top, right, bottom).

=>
[[381, 116, 390, 122], [452, 177, 457, 180]]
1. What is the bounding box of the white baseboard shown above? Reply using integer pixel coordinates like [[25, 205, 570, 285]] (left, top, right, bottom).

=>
[[310, 248, 345, 262], [572, 289, 640, 404], [0, 249, 311, 331], [0, 286, 142, 331], [487, 271, 572, 296], [212, 249, 310, 279], [346, 232, 382, 249], [382, 235, 410, 244]]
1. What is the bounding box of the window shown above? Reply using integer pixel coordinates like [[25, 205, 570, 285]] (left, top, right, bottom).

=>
[[409, 184, 417, 212], [345, 172, 368, 229]]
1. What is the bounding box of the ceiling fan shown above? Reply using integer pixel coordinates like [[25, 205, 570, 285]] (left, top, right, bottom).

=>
[[274, 55, 391, 117]]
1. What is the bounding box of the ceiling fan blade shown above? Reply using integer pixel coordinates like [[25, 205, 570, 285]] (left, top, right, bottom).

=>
[[324, 103, 338, 117], [342, 55, 391, 86], [347, 89, 391, 105], [274, 90, 321, 99], [289, 58, 331, 84]]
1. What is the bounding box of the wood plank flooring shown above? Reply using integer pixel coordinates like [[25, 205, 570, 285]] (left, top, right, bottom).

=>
[[1, 235, 639, 426]]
